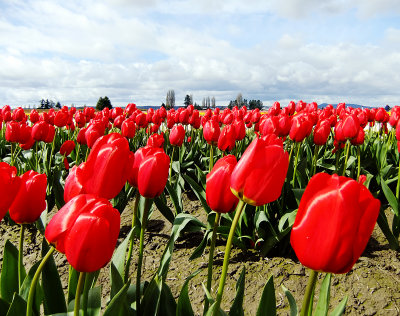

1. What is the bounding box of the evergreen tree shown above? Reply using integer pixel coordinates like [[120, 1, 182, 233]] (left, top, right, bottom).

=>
[[96, 96, 113, 111]]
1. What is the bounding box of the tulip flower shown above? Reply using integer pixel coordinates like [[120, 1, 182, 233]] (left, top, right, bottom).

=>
[[217, 124, 236, 152], [9, 170, 47, 224], [169, 124, 185, 147], [204, 154, 239, 313], [147, 133, 164, 148], [0, 162, 21, 221], [203, 120, 220, 146], [64, 133, 134, 202], [291, 173, 380, 274], [121, 119, 136, 139], [45, 194, 120, 272], [60, 140, 75, 156], [137, 149, 170, 198], [230, 136, 289, 206], [206, 155, 239, 213]]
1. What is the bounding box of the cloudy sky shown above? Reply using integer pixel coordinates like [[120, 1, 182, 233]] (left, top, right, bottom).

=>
[[1, 0, 400, 108]]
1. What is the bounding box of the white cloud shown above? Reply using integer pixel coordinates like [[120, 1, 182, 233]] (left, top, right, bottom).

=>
[[1, 0, 400, 108]]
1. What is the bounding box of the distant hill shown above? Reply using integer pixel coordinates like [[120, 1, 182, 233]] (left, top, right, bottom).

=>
[[319, 103, 365, 109]]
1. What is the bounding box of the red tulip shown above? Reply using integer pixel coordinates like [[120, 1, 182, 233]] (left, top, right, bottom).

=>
[[9, 170, 47, 224], [217, 125, 236, 152], [127, 146, 153, 188], [230, 136, 289, 206], [0, 162, 21, 221], [147, 133, 164, 148], [313, 120, 331, 146], [32, 121, 50, 142], [64, 133, 134, 202], [54, 110, 69, 127], [121, 119, 136, 139], [169, 124, 185, 147], [137, 149, 170, 198], [5, 121, 20, 143], [289, 113, 313, 142], [203, 120, 220, 145], [29, 109, 39, 123], [342, 114, 360, 140], [45, 194, 120, 272], [85, 121, 105, 148], [60, 140, 75, 156], [350, 127, 365, 146], [290, 173, 380, 274], [206, 155, 239, 213]]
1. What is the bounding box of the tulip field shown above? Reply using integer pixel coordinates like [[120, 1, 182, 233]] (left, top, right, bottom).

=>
[[1, 101, 400, 315]]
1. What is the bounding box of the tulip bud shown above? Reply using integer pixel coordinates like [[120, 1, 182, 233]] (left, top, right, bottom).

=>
[[169, 124, 185, 147], [45, 194, 120, 272], [137, 149, 170, 198], [230, 137, 289, 206], [206, 155, 239, 213], [9, 170, 47, 224], [290, 173, 380, 274], [0, 162, 21, 220]]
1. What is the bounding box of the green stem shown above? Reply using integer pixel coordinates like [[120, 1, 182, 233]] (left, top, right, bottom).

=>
[[169, 146, 175, 182], [125, 190, 140, 283], [10, 142, 14, 167], [18, 224, 25, 289], [396, 158, 400, 200], [75, 143, 81, 165], [291, 142, 301, 186], [74, 272, 86, 316], [204, 212, 221, 314], [48, 134, 56, 173], [35, 142, 39, 172], [26, 246, 55, 316], [311, 145, 319, 177], [209, 145, 214, 173], [214, 200, 246, 314], [342, 140, 350, 176], [136, 197, 152, 316], [81, 273, 91, 316], [357, 146, 361, 180], [300, 269, 319, 316]]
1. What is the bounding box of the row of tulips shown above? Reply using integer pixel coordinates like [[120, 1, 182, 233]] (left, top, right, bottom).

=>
[[0, 100, 397, 315]]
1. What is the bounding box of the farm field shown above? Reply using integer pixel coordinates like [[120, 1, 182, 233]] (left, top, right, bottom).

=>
[[0, 101, 400, 315]]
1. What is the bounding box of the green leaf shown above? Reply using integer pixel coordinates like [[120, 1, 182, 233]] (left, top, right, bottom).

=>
[[103, 282, 131, 316], [110, 263, 124, 300], [182, 174, 213, 214], [19, 261, 43, 316], [154, 194, 175, 224], [112, 228, 133, 278], [0, 297, 10, 316], [329, 296, 348, 316], [189, 230, 211, 261], [67, 287, 101, 316], [42, 241, 67, 314], [0, 241, 19, 303], [377, 208, 399, 250], [380, 176, 399, 216], [282, 286, 297, 316], [5, 293, 26, 316], [256, 275, 276, 316], [158, 282, 177, 316], [141, 275, 163, 316], [67, 266, 79, 304], [315, 273, 331, 316], [157, 213, 205, 280], [176, 270, 200, 316], [165, 181, 182, 214], [229, 267, 246, 316]]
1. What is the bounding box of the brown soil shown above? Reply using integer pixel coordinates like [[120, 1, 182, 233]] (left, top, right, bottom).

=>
[[1, 193, 400, 315]]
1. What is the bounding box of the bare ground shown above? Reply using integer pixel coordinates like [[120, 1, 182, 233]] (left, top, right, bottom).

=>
[[1, 193, 400, 315]]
